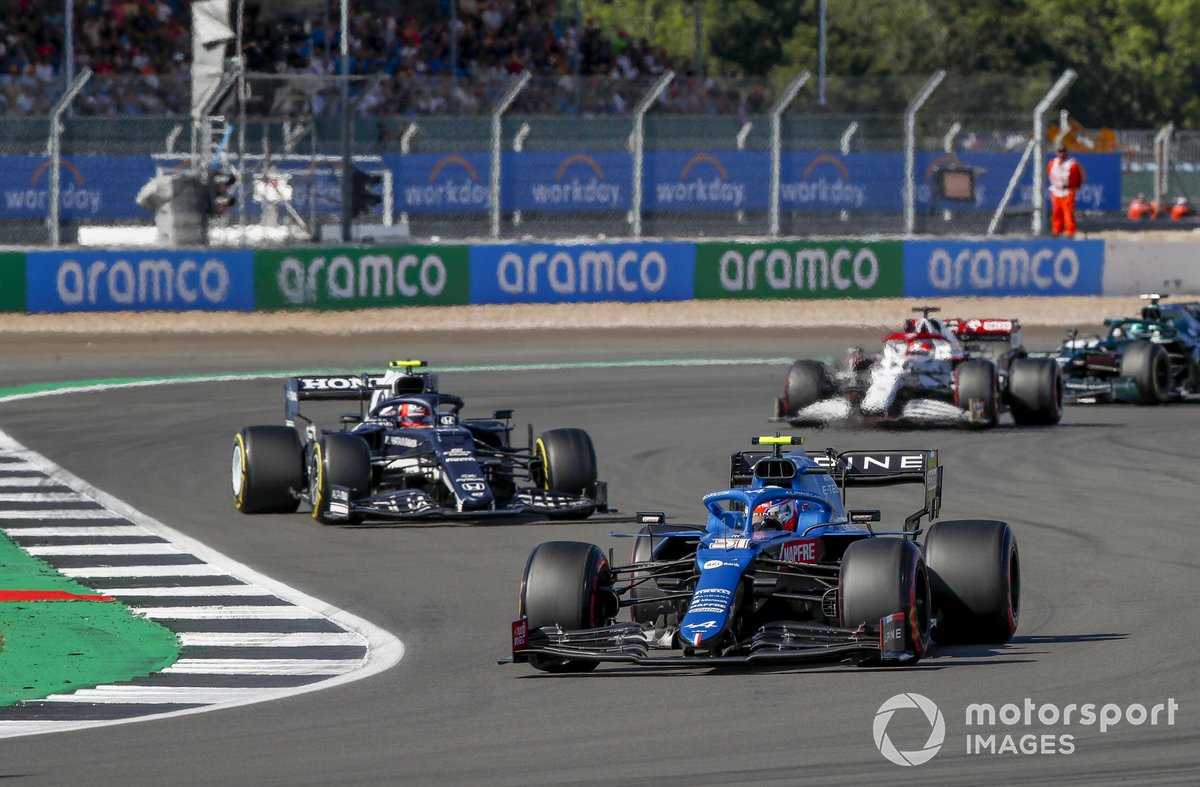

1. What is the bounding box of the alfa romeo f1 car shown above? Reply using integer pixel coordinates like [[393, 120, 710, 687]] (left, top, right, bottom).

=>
[[774, 307, 1062, 428], [231, 360, 607, 523], [506, 435, 1019, 671], [1042, 294, 1200, 404]]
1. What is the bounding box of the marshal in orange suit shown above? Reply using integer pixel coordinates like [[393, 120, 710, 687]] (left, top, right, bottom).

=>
[[1047, 144, 1085, 236]]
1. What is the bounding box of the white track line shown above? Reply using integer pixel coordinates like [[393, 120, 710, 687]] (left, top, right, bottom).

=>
[[3, 526, 146, 537], [0, 476, 65, 487], [60, 565, 229, 578], [25, 543, 183, 556], [162, 659, 364, 676], [43, 687, 279, 704], [0, 509, 120, 520], [0, 492, 90, 503], [99, 585, 271, 597], [135, 606, 325, 620], [178, 632, 365, 647]]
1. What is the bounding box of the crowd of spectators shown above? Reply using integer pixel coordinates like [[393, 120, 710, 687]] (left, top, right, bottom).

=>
[[1, 0, 772, 118], [1, 0, 190, 115]]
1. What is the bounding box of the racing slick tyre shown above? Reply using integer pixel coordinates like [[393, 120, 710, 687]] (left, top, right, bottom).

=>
[[839, 538, 931, 665], [954, 358, 999, 428], [519, 541, 616, 673], [779, 360, 831, 419], [628, 524, 705, 625], [1120, 341, 1171, 403], [1007, 357, 1064, 426], [309, 432, 372, 525], [534, 428, 598, 520], [232, 426, 303, 514], [923, 520, 1019, 645]]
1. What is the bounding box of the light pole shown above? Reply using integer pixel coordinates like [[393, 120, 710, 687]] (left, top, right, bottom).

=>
[[818, 0, 826, 106], [339, 0, 352, 242]]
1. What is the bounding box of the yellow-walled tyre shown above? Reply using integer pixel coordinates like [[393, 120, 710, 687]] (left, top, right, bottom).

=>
[[232, 426, 303, 514], [533, 428, 597, 519], [309, 432, 372, 524]]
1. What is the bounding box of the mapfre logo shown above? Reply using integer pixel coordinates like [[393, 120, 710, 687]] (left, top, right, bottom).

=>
[[873, 692, 946, 766]]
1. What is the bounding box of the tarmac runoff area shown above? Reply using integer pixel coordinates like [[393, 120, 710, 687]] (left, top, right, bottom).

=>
[[1, 295, 1196, 335]]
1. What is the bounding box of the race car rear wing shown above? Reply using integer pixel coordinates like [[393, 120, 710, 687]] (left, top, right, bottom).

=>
[[730, 446, 942, 529], [946, 318, 1020, 339], [285, 374, 387, 426]]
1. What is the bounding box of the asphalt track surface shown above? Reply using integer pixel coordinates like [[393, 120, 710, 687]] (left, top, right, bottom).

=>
[[0, 327, 1197, 785]]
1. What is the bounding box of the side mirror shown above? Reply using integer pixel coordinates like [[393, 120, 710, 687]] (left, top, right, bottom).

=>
[[492, 409, 514, 420], [848, 509, 881, 523]]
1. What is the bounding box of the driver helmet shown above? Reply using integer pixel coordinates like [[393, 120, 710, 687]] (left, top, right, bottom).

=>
[[397, 402, 432, 428], [752, 499, 800, 531]]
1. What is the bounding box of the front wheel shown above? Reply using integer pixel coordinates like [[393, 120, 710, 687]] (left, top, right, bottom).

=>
[[1120, 341, 1170, 403], [309, 432, 372, 524], [519, 541, 615, 672], [232, 426, 303, 514], [534, 428, 598, 520], [955, 359, 999, 427], [780, 360, 831, 418], [1008, 357, 1063, 425], [839, 538, 931, 664], [923, 519, 1019, 645]]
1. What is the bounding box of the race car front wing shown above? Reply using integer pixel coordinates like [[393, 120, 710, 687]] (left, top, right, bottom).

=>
[[323, 482, 607, 521], [503, 617, 913, 667]]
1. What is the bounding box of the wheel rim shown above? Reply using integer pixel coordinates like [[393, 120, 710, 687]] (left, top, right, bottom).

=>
[[309, 443, 324, 519], [231, 438, 246, 504], [1007, 545, 1021, 632], [1154, 355, 1170, 395], [912, 564, 930, 654], [534, 438, 550, 490]]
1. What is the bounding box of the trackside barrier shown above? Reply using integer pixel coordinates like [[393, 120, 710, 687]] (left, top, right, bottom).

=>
[[254, 246, 470, 309], [24, 249, 255, 312], [0, 252, 24, 312], [902, 239, 1104, 297], [10, 236, 1200, 312], [1102, 239, 1200, 295], [694, 240, 903, 300], [468, 242, 694, 304]]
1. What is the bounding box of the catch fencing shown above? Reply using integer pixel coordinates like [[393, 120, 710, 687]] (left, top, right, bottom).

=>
[[0, 70, 1132, 247]]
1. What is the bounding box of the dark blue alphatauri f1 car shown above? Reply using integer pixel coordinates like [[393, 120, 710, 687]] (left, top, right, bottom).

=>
[[232, 361, 606, 523], [507, 436, 1018, 672]]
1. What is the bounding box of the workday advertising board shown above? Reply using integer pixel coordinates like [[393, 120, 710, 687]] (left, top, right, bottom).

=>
[[25, 250, 254, 312], [903, 240, 1104, 297], [254, 246, 470, 310], [694, 241, 903, 300], [469, 243, 694, 304]]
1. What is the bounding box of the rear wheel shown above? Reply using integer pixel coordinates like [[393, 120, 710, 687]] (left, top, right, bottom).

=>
[[923, 519, 1019, 645], [955, 359, 999, 427], [232, 426, 303, 514], [839, 538, 931, 664], [628, 524, 704, 625], [519, 541, 615, 672], [309, 432, 372, 524], [1008, 357, 1063, 425], [780, 360, 831, 418], [1120, 341, 1170, 403], [534, 428, 598, 519]]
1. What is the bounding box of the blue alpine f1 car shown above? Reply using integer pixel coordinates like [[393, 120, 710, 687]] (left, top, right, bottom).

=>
[[507, 435, 1018, 671], [232, 360, 606, 523]]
